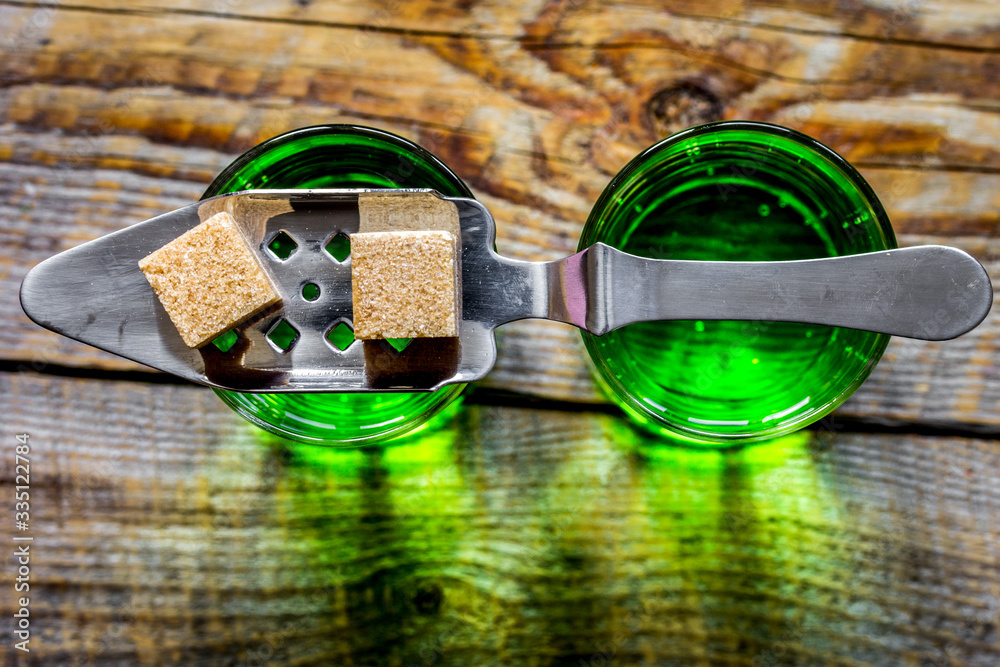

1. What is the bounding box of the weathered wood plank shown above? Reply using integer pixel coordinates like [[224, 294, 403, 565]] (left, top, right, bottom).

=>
[[3, 3, 1000, 171], [16, 0, 1000, 49], [1, 370, 998, 666], [1, 1, 998, 426]]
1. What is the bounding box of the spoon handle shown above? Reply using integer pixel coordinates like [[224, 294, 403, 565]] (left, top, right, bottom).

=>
[[588, 244, 994, 340], [530, 244, 993, 340]]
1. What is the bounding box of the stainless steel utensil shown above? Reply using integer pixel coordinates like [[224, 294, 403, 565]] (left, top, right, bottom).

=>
[[19, 189, 993, 393]]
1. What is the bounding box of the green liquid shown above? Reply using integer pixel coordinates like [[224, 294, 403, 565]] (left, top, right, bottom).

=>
[[581, 123, 894, 444], [326, 321, 354, 351], [325, 233, 351, 262], [266, 319, 299, 351], [301, 282, 320, 301], [267, 231, 298, 259], [211, 329, 239, 353], [203, 125, 471, 445]]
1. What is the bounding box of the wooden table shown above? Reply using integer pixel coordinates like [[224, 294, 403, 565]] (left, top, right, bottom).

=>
[[2, 2, 998, 665]]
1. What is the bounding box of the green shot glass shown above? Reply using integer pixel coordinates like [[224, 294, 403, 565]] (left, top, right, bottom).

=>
[[203, 125, 470, 445], [580, 121, 896, 445]]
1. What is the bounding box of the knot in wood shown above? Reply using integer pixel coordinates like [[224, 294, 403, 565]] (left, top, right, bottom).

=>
[[413, 581, 443, 615], [646, 84, 723, 138]]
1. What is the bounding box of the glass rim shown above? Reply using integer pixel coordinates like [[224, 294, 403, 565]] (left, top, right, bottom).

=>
[[583, 120, 894, 250], [205, 123, 474, 201]]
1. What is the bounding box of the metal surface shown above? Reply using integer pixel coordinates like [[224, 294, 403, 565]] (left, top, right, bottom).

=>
[[20, 189, 994, 393]]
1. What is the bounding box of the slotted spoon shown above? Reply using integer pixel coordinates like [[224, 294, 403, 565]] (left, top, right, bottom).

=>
[[19, 189, 993, 392]]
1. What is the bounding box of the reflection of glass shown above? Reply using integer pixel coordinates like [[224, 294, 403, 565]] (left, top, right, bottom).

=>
[[203, 125, 470, 445], [580, 121, 896, 445]]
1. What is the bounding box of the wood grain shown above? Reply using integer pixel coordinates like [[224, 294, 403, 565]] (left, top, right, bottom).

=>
[[1, 370, 998, 666], [1, 1, 998, 428]]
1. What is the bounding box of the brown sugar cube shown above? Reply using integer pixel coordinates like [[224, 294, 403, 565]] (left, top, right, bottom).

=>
[[351, 230, 460, 339], [358, 191, 461, 241], [138, 211, 281, 348]]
